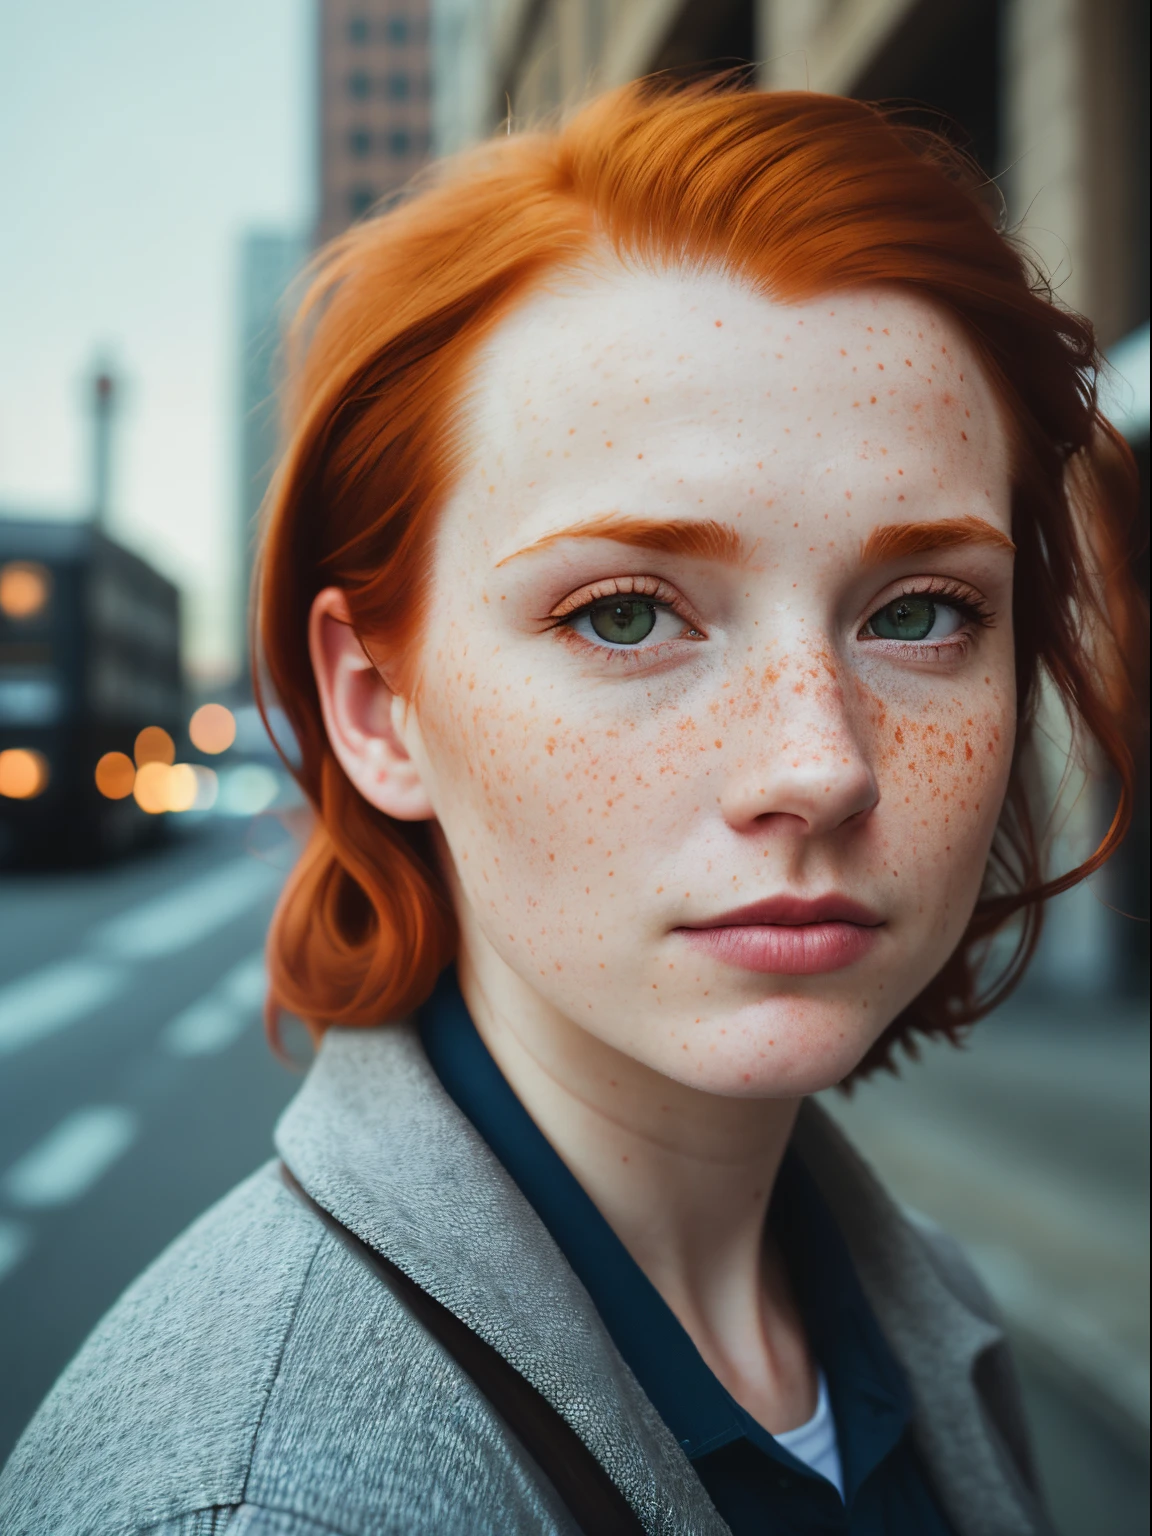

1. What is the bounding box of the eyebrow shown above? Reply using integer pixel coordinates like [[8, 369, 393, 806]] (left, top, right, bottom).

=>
[[494, 514, 750, 568], [861, 515, 1015, 566]]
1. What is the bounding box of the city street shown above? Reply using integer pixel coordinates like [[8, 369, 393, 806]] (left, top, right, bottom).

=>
[[0, 816, 1147, 1535]]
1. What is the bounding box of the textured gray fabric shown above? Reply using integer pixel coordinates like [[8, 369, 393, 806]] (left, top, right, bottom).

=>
[[792, 1106, 1054, 1536], [0, 1021, 1051, 1536]]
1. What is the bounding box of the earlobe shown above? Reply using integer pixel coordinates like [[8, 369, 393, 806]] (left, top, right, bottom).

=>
[[308, 587, 436, 823]]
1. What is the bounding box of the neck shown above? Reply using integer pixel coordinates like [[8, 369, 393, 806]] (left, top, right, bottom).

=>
[[456, 938, 815, 1430]]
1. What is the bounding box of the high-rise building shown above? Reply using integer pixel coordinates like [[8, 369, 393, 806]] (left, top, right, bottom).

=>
[[237, 231, 306, 681], [317, 0, 434, 246]]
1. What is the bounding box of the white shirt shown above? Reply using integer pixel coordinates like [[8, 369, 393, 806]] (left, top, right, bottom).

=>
[[774, 1369, 845, 1499]]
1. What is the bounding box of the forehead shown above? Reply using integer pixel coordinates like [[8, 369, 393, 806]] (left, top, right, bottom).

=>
[[454, 262, 1010, 547]]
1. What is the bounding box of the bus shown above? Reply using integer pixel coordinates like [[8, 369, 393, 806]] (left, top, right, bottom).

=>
[[0, 517, 183, 865]]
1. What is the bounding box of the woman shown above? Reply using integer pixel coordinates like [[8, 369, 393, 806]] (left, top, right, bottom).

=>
[[1, 81, 1142, 1536]]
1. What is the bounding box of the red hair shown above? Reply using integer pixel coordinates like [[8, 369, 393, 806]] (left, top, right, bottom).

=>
[[257, 79, 1144, 1076]]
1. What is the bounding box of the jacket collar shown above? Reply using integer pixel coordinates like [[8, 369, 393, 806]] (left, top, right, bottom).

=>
[[276, 1022, 1046, 1536]]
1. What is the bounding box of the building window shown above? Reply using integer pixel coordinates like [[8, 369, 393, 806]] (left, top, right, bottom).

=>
[[385, 15, 409, 45], [347, 16, 370, 45], [348, 127, 373, 158], [347, 70, 371, 100], [348, 185, 376, 220], [386, 71, 410, 100], [387, 128, 412, 157]]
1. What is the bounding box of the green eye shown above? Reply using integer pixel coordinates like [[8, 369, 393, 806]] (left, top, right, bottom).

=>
[[868, 596, 936, 641], [588, 599, 658, 645]]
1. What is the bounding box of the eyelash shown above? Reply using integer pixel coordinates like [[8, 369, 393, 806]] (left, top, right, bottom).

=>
[[542, 576, 703, 662], [861, 578, 995, 636], [542, 574, 994, 663]]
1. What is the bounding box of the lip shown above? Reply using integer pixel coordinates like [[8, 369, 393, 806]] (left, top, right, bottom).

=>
[[676, 894, 883, 976]]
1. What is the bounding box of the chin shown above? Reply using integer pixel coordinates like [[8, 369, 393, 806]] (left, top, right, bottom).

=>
[[646, 995, 888, 1100]]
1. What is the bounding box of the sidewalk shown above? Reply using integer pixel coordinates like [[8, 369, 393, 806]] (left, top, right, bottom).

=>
[[819, 995, 1149, 1452]]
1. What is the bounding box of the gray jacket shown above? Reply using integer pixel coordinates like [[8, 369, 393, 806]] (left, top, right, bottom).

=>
[[0, 1023, 1052, 1536]]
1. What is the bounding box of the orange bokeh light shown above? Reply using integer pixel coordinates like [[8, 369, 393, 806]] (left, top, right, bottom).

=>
[[0, 562, 52, 620], [0, 748, 50, 799], [188, 702, 236, 755], [134, 726, 175, 768], [132, 760, 171, 813], [95, 751, 136, 800], [164, 763, 199, 812]]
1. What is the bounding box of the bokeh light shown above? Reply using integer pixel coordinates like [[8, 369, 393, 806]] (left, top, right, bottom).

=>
[[134, 726, 175, 768], [218, 763, 279, 816], [191, 764, 219, 811], [0, 562, 52, 620], [188, 702, 236, 754], [0, 748, 50, 799], [164, 763, 199, 813], [132, 760, 171, 813], [95, 751, 136, 800]]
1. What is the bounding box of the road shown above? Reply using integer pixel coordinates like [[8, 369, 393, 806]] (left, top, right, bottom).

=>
[[0, 817, 1147, 1535]]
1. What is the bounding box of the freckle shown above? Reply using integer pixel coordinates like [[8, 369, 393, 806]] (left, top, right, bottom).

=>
[[637, 452, 643, 459], [898, 494, 905, 501], [870, 396, 877, 404]]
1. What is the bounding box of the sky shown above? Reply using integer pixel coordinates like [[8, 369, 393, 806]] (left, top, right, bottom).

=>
[[0, 0, 311, 681]]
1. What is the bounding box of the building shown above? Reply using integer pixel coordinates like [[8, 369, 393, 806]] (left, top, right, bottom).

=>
[[434, 0, 1147, 361], [237, 231, 307, 682], [316, 0, 434, 245], [431, 0, 1148, 990]]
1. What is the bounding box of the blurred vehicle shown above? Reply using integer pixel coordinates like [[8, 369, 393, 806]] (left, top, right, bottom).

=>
[[0, 517, 183, 867]]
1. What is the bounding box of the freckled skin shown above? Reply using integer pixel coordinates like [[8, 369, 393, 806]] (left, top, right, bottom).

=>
[[399, 267, 1016, 1097]]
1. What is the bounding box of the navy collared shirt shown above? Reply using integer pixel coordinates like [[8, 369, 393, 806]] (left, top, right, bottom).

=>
[[420, 969, 954, 1534]]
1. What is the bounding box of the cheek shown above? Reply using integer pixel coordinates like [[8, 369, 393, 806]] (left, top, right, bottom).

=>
[[862, 670, 1015, 912], [416, 631, 658, 916]]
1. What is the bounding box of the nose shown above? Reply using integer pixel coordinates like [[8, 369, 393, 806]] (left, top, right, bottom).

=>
[[717, 664, 879, 838]]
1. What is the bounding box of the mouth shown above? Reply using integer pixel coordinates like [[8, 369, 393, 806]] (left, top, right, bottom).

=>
[[675, 894, 884, 976]]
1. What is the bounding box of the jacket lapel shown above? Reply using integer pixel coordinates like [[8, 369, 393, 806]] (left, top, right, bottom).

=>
[[275, 1022, 729, 1536], [793, 1101, 1053, 1536], [277, 1024, 1049, 1536]]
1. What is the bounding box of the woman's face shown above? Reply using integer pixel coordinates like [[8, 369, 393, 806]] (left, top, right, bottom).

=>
[[398, 265, 1016, 1095]]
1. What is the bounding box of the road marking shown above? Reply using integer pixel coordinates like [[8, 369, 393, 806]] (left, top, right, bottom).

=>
[[160, 953, 266, 1057], [0, 959, 130, 1057], [221, 952, 268, 1009], [0, 1219, 33, 1284], [91, 858, 280, 960], [3, 1106, 138, 1209], [0, 858, 281, 1059]]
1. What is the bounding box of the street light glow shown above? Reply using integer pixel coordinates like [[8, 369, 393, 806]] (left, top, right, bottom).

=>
[[132, 761, 171, 813], [189, 703, 236, 754], [95, 751, 136, 800], [0, 748, 50, 799], [134, 726, 175, 768], [0, 562, 52, 620]]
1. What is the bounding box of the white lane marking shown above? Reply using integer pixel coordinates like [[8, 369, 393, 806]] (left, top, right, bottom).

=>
[[3, 1106, 138, 1209], [0, 1219, 33, 1284], [91, 858, 279, 960], [160, 953, 266, 1057], [221, 952, 268, 1009], [0, 959, 130, 1057]]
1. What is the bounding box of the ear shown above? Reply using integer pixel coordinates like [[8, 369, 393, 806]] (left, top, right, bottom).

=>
[[308, 587, 435, 822]]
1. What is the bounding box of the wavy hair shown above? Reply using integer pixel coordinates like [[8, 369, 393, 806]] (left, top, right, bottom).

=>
[[256, 79, 1144, 1077]]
